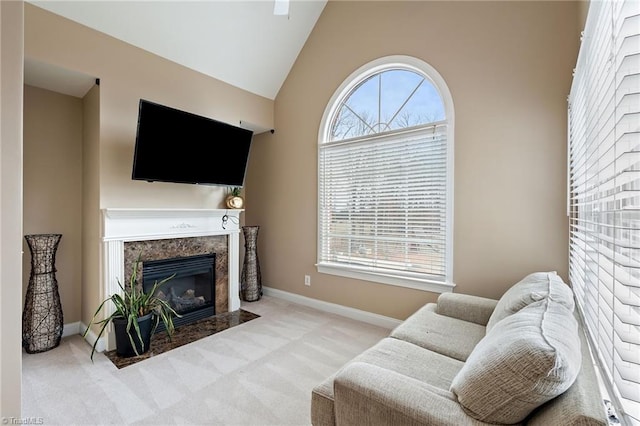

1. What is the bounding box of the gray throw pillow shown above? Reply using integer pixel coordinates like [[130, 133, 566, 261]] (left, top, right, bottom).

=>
[[486, 271, 574, 332], [450, 298, 581, 424]]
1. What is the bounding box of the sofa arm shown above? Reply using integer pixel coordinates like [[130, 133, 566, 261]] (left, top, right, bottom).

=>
[[435, 293, 498, 326], [334, 362, 485, 426]]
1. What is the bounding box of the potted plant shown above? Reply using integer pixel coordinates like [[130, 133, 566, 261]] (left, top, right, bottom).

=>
[[225, 186, 244, 209], [83, 255, 179, 360]]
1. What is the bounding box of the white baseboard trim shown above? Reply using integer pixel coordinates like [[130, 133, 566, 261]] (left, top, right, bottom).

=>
[[62, 321, 81, 338], [79, 322, 106, 353], [262, 286, 402, 329]]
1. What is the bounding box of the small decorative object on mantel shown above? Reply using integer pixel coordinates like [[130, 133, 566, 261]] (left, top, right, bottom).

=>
[[225, 187, 245, 209], [241, 225, 262, 302], [23, 233, 64, 354]]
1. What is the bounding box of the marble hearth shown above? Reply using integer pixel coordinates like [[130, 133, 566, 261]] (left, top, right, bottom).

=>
[[96, 208, 242, 352]]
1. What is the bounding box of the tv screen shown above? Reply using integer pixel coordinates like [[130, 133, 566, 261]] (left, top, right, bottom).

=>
[[132, 99, 254, 186]]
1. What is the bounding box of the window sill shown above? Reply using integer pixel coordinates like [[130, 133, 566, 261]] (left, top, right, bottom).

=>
[[316, 262, 455, 294]]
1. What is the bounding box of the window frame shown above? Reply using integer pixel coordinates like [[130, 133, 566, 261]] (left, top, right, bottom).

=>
[[317, 55, 455, 293]]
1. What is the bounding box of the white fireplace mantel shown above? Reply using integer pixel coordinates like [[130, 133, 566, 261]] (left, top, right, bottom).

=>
[[102, 208, 243, 241], [96, 208, 243, 351]]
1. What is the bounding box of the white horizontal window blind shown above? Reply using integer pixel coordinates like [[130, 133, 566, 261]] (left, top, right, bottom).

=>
[[319, 122, 449, 282], [568, 1, 640, 423], [318, 60, 453, 291]]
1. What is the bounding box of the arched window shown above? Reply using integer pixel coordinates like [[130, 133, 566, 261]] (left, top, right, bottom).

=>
[[318, 56, 454, 292]]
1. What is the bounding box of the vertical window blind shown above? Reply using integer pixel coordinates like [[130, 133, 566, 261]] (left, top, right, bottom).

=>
[[318, 123, 448, 283], [568, 1, 640, 423]]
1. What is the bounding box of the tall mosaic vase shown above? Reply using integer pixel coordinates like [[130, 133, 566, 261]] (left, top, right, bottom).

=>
[[22, 234, 64, 354], [241, 226, 262, 302]]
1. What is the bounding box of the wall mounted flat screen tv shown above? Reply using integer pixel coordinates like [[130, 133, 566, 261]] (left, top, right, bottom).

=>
[[132, 99, 254, 186]]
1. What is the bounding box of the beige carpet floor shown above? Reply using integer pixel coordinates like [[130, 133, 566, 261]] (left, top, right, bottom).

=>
[[21, 295, 390, 425]]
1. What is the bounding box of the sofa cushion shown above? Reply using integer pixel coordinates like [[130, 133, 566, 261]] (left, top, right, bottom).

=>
[[450, 297, 581, 424], [435, 293, 498, 326], [486, 271, 575, 332], [311, 337, 464, 426], [390, 303, 486, 361]]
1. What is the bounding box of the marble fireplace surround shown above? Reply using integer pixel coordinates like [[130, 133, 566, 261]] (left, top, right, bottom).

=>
[[98, 208, 242, 352]]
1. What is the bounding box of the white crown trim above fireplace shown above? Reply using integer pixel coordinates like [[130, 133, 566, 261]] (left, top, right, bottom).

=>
[[97, 208, 243, 351]]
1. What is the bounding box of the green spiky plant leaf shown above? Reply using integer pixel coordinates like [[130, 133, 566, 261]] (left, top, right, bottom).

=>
[[82, 254, 180, 361]]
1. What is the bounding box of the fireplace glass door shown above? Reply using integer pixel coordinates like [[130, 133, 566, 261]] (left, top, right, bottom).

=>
[[142, 253, 215, 332]]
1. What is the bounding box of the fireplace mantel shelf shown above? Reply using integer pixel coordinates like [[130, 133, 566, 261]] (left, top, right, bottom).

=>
[[103, 208, 243, 242], [104, 208, 244, 217]]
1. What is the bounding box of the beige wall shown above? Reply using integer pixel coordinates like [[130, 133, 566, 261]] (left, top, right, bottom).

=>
[[24, 3, 274, 327], [81, 85, 101, 326], [245, 1, 580, 319], [25, 4, 273, 210], [1, 0, 24, 417], [578, 0, 589, 32], [23, 85, 83, 324]]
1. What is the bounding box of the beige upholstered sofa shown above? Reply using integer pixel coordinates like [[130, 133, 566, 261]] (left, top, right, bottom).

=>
[[311, 272, 607, 425]]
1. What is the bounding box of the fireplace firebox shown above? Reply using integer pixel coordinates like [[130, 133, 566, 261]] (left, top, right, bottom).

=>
[[142, 253, 215, 333]]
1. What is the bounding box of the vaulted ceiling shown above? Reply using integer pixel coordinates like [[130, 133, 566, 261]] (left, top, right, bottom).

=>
[[26, 0, 328, 100]]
